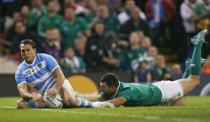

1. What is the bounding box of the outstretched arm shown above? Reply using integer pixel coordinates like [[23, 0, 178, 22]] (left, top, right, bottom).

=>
[[106, 97, 127, 107]]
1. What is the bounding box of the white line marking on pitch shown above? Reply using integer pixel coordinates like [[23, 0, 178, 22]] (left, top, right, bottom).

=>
[[0, 106, 16, 109], [0, 106, 201, 122], [36, 108, 201, 122]]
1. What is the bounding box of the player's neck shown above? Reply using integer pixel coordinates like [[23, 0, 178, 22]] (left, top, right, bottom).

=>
[[25, 56, 36, 65]]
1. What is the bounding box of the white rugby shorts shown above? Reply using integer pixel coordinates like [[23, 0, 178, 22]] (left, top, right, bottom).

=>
[[153, 80, 184, 103]]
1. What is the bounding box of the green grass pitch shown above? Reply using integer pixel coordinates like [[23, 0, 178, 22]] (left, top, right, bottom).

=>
[[0, 97, 210, 122]]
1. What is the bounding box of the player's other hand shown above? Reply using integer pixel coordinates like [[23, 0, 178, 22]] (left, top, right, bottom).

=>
[[31, 93, 46, 107], [92, 101, 115, 108], [47, 87, 59, 96], [32, 92, 42, 101]]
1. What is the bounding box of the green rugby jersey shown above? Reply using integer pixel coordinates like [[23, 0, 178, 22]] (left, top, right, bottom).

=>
[[101, 82, 162, 106]]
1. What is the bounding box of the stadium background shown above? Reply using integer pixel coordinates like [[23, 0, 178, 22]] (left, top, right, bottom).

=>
[[0, 0, 210, 97]]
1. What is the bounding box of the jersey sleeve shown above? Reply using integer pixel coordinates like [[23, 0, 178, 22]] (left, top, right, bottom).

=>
[[15, 68, 26, 85], [43, 54, 60, 72]]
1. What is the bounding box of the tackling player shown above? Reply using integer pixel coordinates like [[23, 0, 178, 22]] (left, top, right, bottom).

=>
[[16, 39, 113, 108], [97, 30, 207, 107]]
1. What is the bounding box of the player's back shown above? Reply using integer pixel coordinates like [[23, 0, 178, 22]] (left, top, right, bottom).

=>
[[115, 82, 162, 106]]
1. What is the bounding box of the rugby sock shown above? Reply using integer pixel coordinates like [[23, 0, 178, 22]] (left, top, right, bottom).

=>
[[190, 43, 202, 75], [77, 98, 93, 107], [28, 100, 48, 108], [182, 59, 191, 78], [182, 66, 191, 78], [28, 100, 36, 108], [182, 58, 206, 78]]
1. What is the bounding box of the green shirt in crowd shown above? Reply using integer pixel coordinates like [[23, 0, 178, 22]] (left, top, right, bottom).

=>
[[60, 18, 87, 48], [38, 14, 63, 37], [99, 16, 120, 34], [27, 5, 47, 27], [119, 47, 146, 69]]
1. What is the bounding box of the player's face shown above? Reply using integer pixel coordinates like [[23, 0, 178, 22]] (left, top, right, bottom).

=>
[[20, 44, 36, 64], [100, 82, 115, 95]]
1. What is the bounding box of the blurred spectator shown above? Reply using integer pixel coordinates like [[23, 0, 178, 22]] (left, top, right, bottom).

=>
[[171, 64, 182, 80], [147, 46, 159, 68], [60, 8, 87, 49], [180, 0, 197, 37], [60, 47, 86, 73], [141, 36, 152, 52], [118, 0, 146, 24], [0, 38, 10, 56], [63, 0, 87, 15], [38, 0, 63, 37], [5, 12, 23, 42], [75, 35, 87, 59], [40, 28, 61, 61], [193, 0, 210, 30], [0, 1, 4, 35], [138, 31, 145, 42], [151, 54, 171, 81], [84, 0, 98, 29], [119, 32, 146, 70], [97, 5, 120, 34], [145, 0, 176, 41], [27, 0, 47, 32], [202, 55, 210, 74], [20, 5, 30, 24], [133, 60, 152, 83], [119, 7, 151, 40], [148, 46, 159, 58], [1, 0, 28, 17], [85, 21, 119, 71], [10, 21, 41, 61]]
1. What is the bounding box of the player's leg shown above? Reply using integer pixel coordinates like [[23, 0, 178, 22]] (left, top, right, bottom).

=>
[[60, 79, 113, 108], [182, 59, 191, 79], [172, 58, 206, 106], [171, 97, 186, 106], [60, 80, 78, 107], [154, 30, 207, 105], [178, 30, 207, 95]]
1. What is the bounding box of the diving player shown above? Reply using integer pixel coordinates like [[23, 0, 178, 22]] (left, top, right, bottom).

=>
[[97, 30, 207, 106]]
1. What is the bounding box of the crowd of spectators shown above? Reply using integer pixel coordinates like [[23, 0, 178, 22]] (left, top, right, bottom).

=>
[[0, 0, 210, 83]]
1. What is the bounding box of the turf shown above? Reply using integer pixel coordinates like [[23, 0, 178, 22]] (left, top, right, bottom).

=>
[[0, 97, 210, 122]]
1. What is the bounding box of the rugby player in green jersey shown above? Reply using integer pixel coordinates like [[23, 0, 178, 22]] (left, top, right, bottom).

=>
[[97, 29, 208, 107]]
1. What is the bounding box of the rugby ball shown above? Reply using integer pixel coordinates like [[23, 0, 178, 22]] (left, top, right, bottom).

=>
[[43, 92, 63, 108]]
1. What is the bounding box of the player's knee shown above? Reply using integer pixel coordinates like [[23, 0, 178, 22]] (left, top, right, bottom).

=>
[[177, 98, 186, 106], [172, 98, 186, 106], [16, 99, 28, 109]]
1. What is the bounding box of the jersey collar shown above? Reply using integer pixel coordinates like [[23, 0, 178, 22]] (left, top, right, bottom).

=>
[[24, 55, 37, 66], [112, 81, 121, 98]]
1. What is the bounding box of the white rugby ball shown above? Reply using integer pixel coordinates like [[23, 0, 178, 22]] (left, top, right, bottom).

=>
[[43, 92, 63, 108]]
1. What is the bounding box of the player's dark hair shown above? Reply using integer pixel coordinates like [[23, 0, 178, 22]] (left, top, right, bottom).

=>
[[100, 73, 119, 87], [20, 39, 37, 49]]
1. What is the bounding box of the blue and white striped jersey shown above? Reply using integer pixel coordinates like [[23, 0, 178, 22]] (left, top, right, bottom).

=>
[[15, 53, 60, 95]]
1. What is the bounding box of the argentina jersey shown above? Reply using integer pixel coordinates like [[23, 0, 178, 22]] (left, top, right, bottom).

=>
[[15, 53, 60, 95]]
